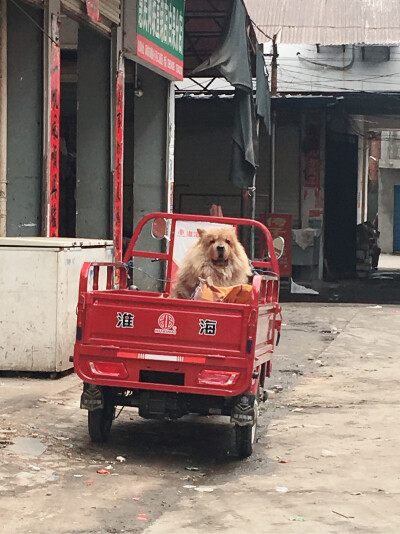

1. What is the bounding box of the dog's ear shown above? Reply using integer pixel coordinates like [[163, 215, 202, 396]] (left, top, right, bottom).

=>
[[197, 228, 206, 238], [227, 227, 238, 240]]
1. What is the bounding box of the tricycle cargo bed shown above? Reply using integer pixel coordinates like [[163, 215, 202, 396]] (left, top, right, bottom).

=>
[[74, 287, 279, 397]]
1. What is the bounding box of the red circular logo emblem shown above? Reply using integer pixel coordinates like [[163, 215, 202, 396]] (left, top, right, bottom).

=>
[[158, 313, 175, 329]]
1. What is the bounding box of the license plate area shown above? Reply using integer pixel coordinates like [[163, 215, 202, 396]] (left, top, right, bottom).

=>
[[139, 370, 184, 386]]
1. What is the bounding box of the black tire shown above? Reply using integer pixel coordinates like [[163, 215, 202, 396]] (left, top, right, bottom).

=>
[[88, 400, 114, 443], [235, 387, 259, 459], [236, 425, 254, 459]]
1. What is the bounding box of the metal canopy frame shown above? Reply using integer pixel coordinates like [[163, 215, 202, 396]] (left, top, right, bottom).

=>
[[184, 0, 229, 76], [183, 0, 258, 80]]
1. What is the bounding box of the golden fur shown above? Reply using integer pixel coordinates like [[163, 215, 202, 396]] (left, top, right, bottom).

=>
[[170, 227, 252, 299]]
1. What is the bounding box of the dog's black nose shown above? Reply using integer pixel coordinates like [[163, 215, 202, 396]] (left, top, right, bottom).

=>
[[217, 245, 225, 253]]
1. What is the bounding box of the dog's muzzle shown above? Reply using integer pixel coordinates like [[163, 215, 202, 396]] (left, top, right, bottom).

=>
[[214, 246, 227, 264], [212, 258, 228, 266]]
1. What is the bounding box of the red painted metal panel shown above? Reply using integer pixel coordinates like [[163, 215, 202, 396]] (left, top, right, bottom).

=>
[[114, 69, 124, 261], [49, 16, 60, 237], [81, 292, 248, 356], [123, 212, 280, 277], [263, 214, 292, 278], [85, 0, 101, 23], [76, 350, 252, 396]]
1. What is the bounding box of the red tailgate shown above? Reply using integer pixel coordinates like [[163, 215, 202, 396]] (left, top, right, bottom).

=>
[[74, 289, 255, 396], [81, 291, 249, 357]]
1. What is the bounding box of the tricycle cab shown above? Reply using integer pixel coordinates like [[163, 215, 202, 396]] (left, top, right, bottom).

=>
[[73, 212, 282, 457]]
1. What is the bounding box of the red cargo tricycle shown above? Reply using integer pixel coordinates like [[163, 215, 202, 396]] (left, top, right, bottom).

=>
[[73, 213, 282, 458]]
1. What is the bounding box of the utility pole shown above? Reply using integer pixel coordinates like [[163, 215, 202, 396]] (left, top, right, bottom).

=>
[[0, 0, 7, 236], [269, 34, 278, 214]]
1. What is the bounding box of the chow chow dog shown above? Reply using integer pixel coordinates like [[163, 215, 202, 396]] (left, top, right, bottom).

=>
[[171, 227, 252, 299]]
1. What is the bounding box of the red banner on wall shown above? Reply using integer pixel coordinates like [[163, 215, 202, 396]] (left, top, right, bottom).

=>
[[49, 17, 60, 237], [261, 214, 292, 278], [85, 0, 101, 22], [113, 69, 125, 261]]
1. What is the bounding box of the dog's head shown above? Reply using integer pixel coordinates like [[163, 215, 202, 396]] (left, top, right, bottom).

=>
[[197, 227, 239, 266]]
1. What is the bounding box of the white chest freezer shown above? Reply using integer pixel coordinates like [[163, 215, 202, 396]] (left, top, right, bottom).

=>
[[0, 237, 114, 373]]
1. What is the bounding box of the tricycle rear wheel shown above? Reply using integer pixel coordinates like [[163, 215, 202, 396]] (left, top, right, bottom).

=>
[[235, 395, 259, 458], [88, 399, 115, 443]]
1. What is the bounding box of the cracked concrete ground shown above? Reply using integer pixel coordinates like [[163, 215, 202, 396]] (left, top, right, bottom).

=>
[[0, 303, 399, 534]]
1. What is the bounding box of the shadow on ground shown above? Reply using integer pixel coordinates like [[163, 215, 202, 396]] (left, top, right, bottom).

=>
[[74, 413, 251, 469], [281, 270, 400, 305]]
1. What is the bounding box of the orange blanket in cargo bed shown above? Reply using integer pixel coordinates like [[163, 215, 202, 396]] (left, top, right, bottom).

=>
[[192, 278, 252, 304]]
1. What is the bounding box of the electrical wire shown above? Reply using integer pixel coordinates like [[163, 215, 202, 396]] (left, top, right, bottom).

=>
[[279, 54, 400, 62], [9, 0, 59, 46], [277, 66, 400, 93], [277, 63, 400, 86], [297, 46, 355, 71], [249, 18, 274, 41], [124, 262, 172, 284], [264, 47, 400, 85]]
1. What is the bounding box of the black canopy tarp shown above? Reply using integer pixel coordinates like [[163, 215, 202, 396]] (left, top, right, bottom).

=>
[[191, 0, 252, 92], [256, 47, 271, 135], [191, 0, 269, 189], [230, 90, 258, 189]]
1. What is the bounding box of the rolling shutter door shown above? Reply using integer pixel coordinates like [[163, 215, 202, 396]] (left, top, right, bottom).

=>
[[61, 0, 120, 35], [24, 0, 45, 7]]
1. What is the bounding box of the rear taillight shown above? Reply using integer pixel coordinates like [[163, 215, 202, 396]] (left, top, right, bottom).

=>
[[89, 361, 128, 378], [197, 370, 240, 386]]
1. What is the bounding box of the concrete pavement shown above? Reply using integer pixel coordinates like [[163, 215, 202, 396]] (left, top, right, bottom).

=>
[[0, 303, 399, 534]]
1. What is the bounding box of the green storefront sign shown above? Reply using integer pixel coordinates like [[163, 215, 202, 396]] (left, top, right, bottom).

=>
[[136, 0, 185, 80]]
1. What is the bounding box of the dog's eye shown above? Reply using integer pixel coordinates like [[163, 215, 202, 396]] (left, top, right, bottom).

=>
[[225, 239, 231, 245], [209, 239, 215, 245]]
